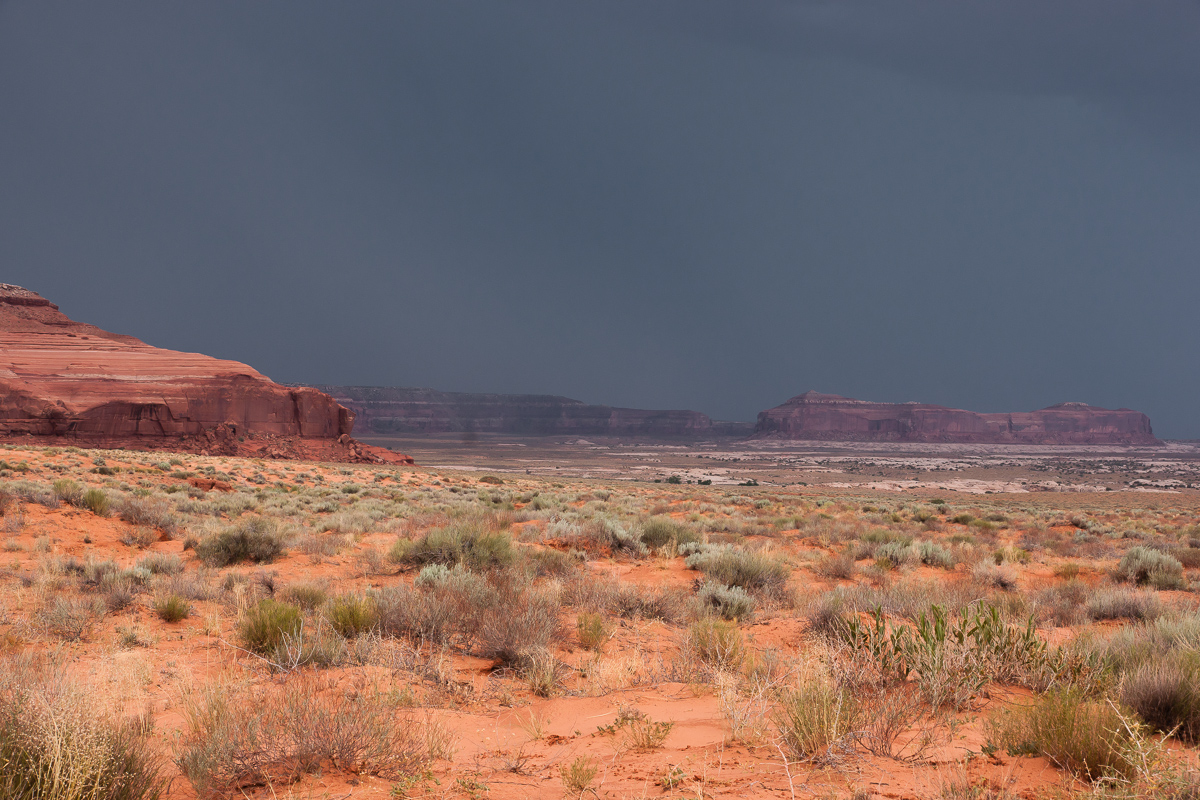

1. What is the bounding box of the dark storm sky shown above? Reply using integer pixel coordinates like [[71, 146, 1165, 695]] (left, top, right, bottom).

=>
[[2, 2, 1199, 437]]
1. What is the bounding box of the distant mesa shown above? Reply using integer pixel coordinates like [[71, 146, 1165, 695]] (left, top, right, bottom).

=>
[[312, 386, 754, 439], [753, 391, 1159, 445], [0, 285, 412, 463]]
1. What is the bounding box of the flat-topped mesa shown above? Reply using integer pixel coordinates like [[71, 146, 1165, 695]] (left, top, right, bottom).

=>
[[754, 391, 1158, 445], [0, 286, 413, 463], [313, 385, 754, 438]]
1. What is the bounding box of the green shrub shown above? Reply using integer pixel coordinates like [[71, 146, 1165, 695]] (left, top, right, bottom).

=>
[[282, 582, 328, 611], [325, 594, 378, 638], [238, 599, 302, 655], [1116, 546, 1184, 590], [695, 581, 755, 621], [576, 612, 609, 651], [639, 516, 701, 549], [153, 594, 190, 623], [195, 518, 287, 567], [916, 541, 956, 569], [684, 545, 788, 597], [52, 478, 84, 506], [986, 690, 1139, 781], [82, 488, 111, 516], [390, 521, 515, 571]]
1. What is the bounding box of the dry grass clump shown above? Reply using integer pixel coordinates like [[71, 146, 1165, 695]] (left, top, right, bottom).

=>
[[115, 496, 179, 535], [985, 691, 1141, 781], [1120, 653, 1200, 743], [1085, 587, 1164, 622], [576, 612, 609, 651], [176, 675, 442, 798], [774, 671, 859, 763], [639, 516, 702, 550], [695, 581, 756, 621], [0, 653, 166, 800], [44, 595, 104, 641], [238, 598, 302, 655], [195, 517, 287, 567], [685, 618, 745, 671]]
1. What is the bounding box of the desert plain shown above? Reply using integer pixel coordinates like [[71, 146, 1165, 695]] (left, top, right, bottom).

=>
[[2, 437, 1199, 800]]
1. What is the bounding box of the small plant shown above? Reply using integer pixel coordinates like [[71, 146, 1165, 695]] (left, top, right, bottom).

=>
[[560, 756, 598, 797], [81, 487, 110, 516], [624, 716, 674, 750], [639, 516, 701, 549], [576, 612, 609, 651], [695, 581, 755, 621], [325, 593, 378, 638], [238, 598, 302, 655], [687, 618, 745, 671], [774, 674, 859, 763], [154, 594, 190, 623]]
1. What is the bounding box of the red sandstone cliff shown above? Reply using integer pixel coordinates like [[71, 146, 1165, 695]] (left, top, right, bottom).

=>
[[0, 285, 412, 463], [754, 391, 1158, 445]]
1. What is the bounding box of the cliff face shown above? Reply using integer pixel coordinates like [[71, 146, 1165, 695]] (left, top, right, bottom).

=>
[[754, 391, 1158, 445], [313, 386, 753, 438], [0, 285, 411, 463]]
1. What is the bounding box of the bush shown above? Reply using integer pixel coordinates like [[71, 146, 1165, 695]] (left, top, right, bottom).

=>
[[686, 618, 744, 671], [774, 675, 859, 763], [115, 496, 179, 535], [390, 521, 515, 571], [195, 518, 287, 567], [1120, 653, 1200, 743], [325, 594, 378, 638], [475, 584, 562, 666], [176, 675, 438, 798], [154, 594, 190, 623], [238, 599, 302, 655], [0, 654, 166, 800], [986, 690, 1139, 781], [82, 488, 111, 516], [52, 478, 84, 506], [1116, 546, 1184, 590], [1086, 587, 1164, 622], [282, 582, 328, 611], [639, 516, 701, 549], [137, 552, 183, 575], [916, 540, 956, 569], [576, 612, 609, 651], [695, 581, 755, 621], [684, 545, 788, 597]]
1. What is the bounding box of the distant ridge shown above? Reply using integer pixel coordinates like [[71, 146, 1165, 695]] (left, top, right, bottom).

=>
[[310, 386, 753, 438], [754, 391, 1159, 445]]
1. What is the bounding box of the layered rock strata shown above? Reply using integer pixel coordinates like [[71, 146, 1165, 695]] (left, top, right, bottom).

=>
[[0, 285, 412, 463], [754, 391, 1158, 445]]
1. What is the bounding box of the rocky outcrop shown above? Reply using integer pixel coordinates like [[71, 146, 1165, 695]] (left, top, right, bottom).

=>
[[754, 391, 1158, 445], [312, 386, 754, 439], [0, 285, 412, 463]]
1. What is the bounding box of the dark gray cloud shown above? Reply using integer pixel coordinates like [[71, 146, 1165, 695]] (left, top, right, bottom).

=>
[[1, 2, 1197, 436]]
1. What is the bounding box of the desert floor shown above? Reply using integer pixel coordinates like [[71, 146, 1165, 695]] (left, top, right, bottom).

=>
[[2, 438, 1199, 799]]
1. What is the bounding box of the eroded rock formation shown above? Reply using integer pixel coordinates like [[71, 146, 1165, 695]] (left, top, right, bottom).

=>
[[0, 285, 412, 463], [754, 391, 1158, 445], [312, 386, 754, 439]]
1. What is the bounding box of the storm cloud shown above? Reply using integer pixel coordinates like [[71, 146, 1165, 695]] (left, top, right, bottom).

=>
[[2, 2, 1197, 436]]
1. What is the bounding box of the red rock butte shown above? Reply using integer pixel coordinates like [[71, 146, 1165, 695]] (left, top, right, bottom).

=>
[[754, 391, 1159, 445], [0, 285, 412, 463]]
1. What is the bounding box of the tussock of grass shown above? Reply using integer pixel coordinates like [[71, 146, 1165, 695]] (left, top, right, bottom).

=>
[[195, 518, 287, 567], [390, 520, 515, 571]]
